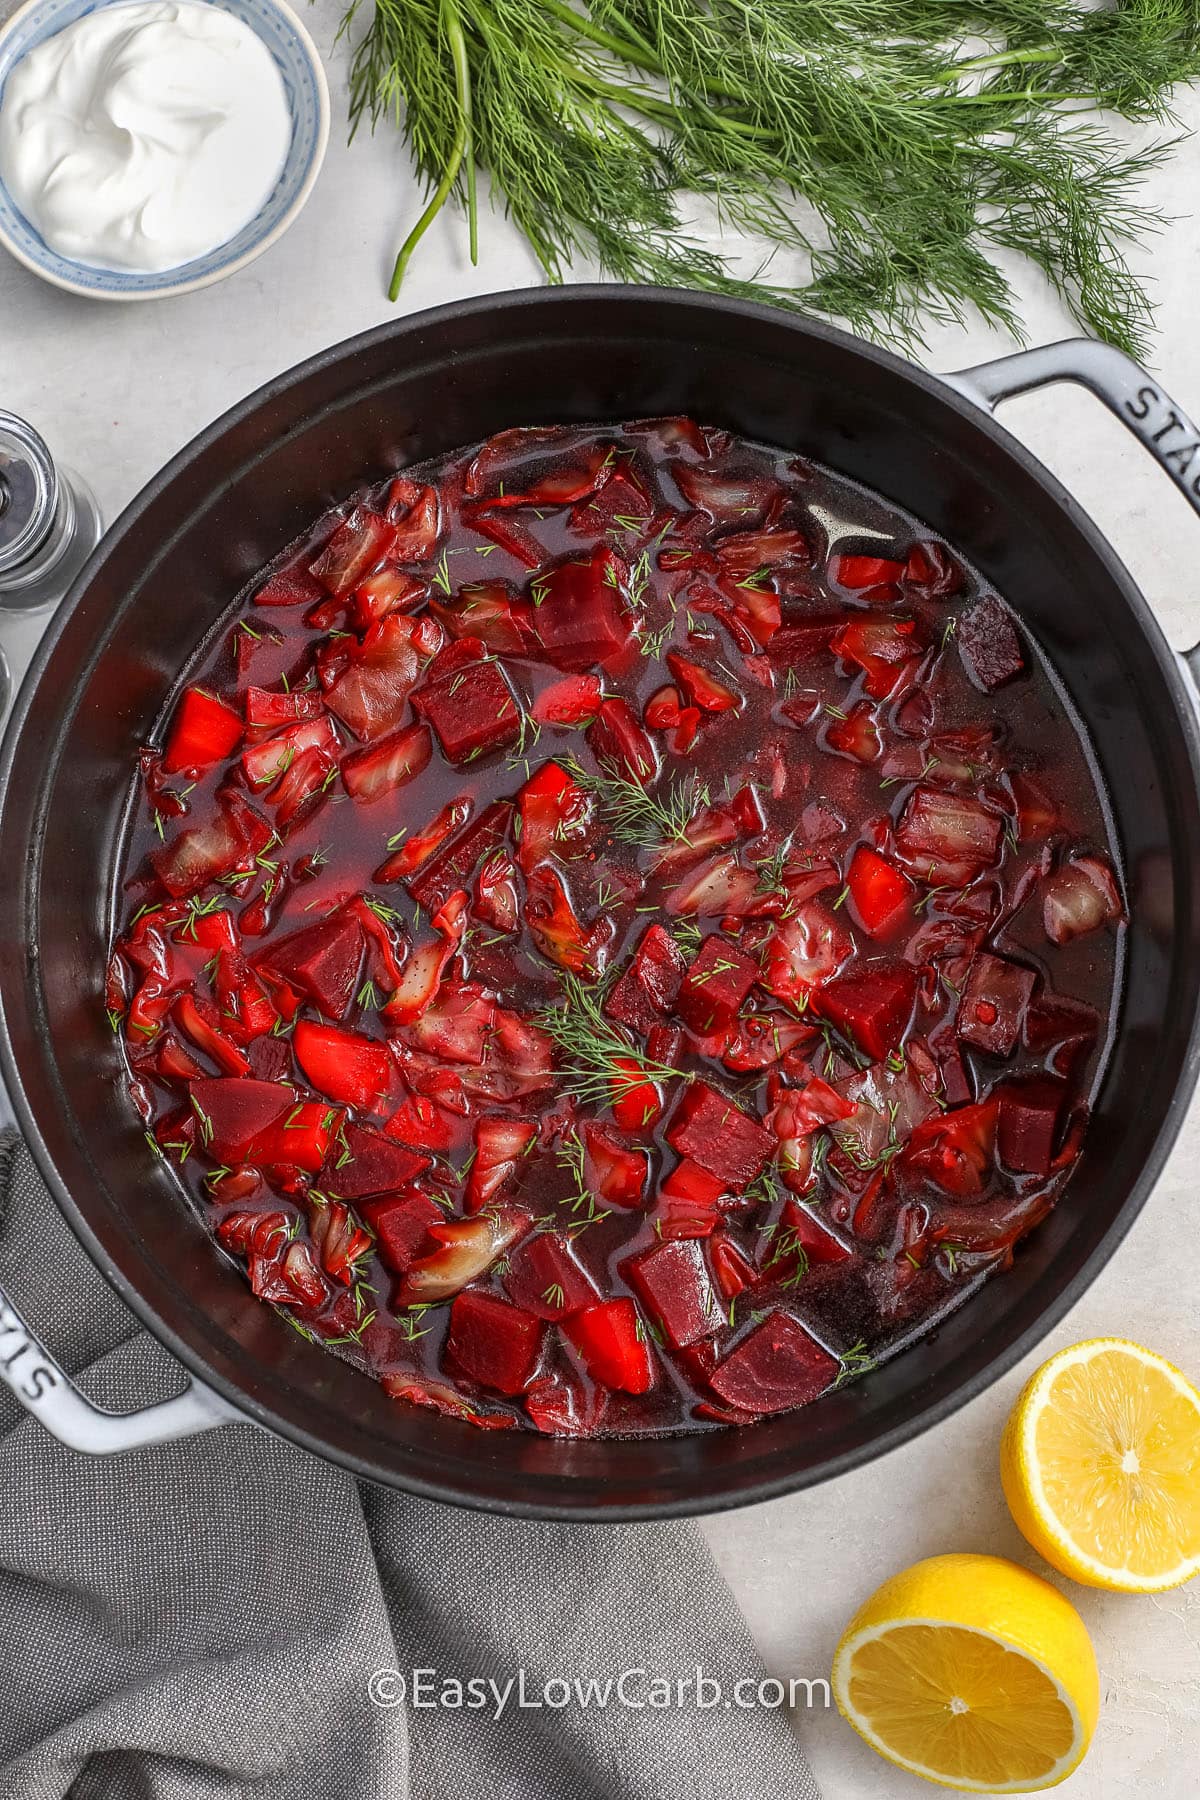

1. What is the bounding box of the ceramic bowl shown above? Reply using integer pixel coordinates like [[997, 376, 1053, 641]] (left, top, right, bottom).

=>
[[0, 0, 329, 300]]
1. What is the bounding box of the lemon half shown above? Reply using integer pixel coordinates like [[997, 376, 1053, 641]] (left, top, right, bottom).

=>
[[1001, 1336, 1200, 1592], [832, 1552, 1098, 1792]]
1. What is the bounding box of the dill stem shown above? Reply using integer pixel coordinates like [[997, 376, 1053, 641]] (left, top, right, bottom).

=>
[[388, 0, 473, 299], [933, 45, 1063, 81]]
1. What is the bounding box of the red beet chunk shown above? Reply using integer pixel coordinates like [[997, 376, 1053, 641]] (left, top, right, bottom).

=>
[[832, 553, 904, 591], [666, 653, 740, 713], [766, 614, 853, 663], [256, 912, 365, 1020], [958, 596, 1025, 691], [361, 1192, 444, 1275], [562, 1298, 655, 1394], [709, 1312, 839, 1413], [586, 696, 657, 783], [626, 1239, 721, 1348], [656, 1158, 727, 1238], [188, 1078, 293, 1163], [163, 687, 242, 774], [253, 1100, 343, 1174], [447, 1291, 545, 1395], [957, 952, 1036, 1057], [530, 546, 630, 669], [666, 1080, 774, 1186], [582, 1122, 648, 1207], [532, 672, 603, 727], [845, 845, 915, 939], [605, 923, 686, 1034], [776, 1199, 852, 1267], [407, 801, 514, 910], [413, 638, 522, 763], [676, 935, 758, 1032], [818, 962, 916, 1061], [504, 1233, 597, 1319], [333, 1124, 431, 1198], [997, 1077, 1067, 1176], [293, 1020, 393, 1112]]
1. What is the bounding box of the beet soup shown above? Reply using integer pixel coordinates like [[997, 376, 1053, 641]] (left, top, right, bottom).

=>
[[106, 418, 1124, 1437]]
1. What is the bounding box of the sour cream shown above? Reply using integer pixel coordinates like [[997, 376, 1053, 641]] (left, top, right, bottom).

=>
[[0, 1, 293, 273]]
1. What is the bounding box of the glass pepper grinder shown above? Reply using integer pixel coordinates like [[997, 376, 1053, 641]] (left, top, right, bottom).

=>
[[0, 410, 103, 615]]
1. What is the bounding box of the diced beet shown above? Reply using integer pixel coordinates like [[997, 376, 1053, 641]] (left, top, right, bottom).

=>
[[775, 1199, 852, 1267], [504, 1233, 598, 1319], [831, 617, 921, 700], [676, 934, 758, 1032], [407, 801, 514, 910], [1023, 992, 1100, 1075], [530, 546, 630, 669], [626, 1239, 721, 1349], [832, 553, 904, 591], [253, 1100, 343, 1174], [895, 785, 1003, 886], [709, 1312, 839, 1413], [586, 696, 657, 783], [1042, 855, 1124, 945], [256, 912, 365, 1020], [997, 1077, 1067, 1176], [562, 1298, 655, 1394], [447, 1291, 544, 1395], [294, 1020, 393, 1112], [903, 1099, 998, 1196], [163, 687, 243, 774], [605, 923, 687, 1034], [413, 639, 522, 763], [957, 952, 1037, 1057], [824, 700, 882, 765], [666, 1080, 774, 1186], [361, 1192, 444, 1275], [766, 614, 852, 663], [818, 962, 917, 1061], [958, 596, 1025, 691], [341, 722, 433, 801], [188, 1077, 294, 1163], [666, 653, 740, 713], [333, 1124, 431, 1199], [845, 845, 915, 939], [532, 672, 603, 727], [655, 1157, 727, 1238], [582, 1122, 648, 1207], [708, 1231, 758, 1302]]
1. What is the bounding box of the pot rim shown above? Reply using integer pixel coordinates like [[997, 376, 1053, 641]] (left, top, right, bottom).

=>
[[4, 285, 1200, 1516]]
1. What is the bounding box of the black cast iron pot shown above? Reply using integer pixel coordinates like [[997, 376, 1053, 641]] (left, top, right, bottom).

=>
[[2, 289, 1199, 1517]]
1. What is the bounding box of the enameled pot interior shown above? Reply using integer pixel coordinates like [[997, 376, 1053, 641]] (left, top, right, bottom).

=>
[[2, 290, 1198, 1516]]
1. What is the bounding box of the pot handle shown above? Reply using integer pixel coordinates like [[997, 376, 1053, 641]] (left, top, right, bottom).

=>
[[946, 338, 1200, 684], [0, 1278, 235, 1453]]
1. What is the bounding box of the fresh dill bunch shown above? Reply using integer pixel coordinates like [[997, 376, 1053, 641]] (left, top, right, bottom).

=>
[[339, 0, 1200, 352], [562, 754, 707, 849], [537, 969, 692, 1107]]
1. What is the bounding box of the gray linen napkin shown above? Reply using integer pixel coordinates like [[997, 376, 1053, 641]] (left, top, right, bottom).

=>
[[0, 1134, 820, 1800]]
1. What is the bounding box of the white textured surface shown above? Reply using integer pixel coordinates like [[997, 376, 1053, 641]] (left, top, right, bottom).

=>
[[2, 4, 1199, 1793]]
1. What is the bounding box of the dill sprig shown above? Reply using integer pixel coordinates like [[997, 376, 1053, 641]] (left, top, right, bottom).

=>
[[563, 755, 707, 849], [340, 0, 1200, 353], [537, 969, 692, 1106]]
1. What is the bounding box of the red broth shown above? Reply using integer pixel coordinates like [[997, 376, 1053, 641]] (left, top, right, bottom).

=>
[[108, 420, 1123, 1437]]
